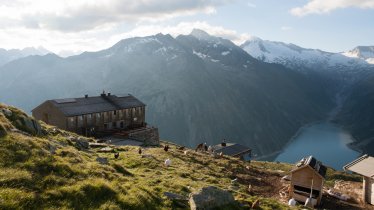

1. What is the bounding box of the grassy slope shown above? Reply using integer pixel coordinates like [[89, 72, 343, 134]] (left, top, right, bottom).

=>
[[0, 104, 361, 210]]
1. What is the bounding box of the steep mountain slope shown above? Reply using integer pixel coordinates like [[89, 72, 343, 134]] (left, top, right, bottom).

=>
[[0, 30, 334, 156], [241, 37, 374, 155], [343, 46, 374, 64], [335, 72, 374, 155], [0, 47, 51, 66]]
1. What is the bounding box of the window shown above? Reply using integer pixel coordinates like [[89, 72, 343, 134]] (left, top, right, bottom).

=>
[[68, 117, 76, 128], [86, 114, 92, 125], [96, 113, 101, 125], [119, 110, 123, 119], [113, 110, 117, 115], [104, 112, 109, 122], [77, 116, 83, 127], [132, 108, 136, 116]]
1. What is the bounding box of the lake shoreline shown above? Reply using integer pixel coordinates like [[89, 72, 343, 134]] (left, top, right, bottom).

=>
[[272, 121, 361, 170]]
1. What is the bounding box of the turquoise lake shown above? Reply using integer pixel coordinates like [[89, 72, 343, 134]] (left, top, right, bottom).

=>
[[275, 122, 360, 170]]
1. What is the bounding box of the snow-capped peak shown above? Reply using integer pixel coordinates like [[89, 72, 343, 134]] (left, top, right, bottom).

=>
[[343, 46, 374, 64], [241, 37, 371, 70]]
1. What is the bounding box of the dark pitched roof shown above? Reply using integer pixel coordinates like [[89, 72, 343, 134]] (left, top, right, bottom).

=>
[[49, 94, 145, 116], [212, 143, 251, 156], [294, 156, 327, 178]]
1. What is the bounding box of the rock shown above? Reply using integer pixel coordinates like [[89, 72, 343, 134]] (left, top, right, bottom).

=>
[[164, 192, 188, 201], [98, 147, 114, 153], [96, 157, 108, 165], [68, 136, 90, 150], [0, 108, 12, 117], [189, 186, 236, 210], [22, 116, 42, 135]]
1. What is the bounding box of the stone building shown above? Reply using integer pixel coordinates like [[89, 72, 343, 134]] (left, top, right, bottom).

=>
[[32, 93, 146, 136]]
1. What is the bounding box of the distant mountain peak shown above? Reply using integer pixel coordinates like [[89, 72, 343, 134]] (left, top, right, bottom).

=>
[[343, 45, 374, 64], [190, 29, 213, 40]]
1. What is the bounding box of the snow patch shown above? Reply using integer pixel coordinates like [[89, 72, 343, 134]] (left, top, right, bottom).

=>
[[221, 51, 230, 56], [193, 50, 208, 59]]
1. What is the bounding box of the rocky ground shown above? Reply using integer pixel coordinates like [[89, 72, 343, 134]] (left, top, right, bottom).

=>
[[0, 103, 372, 209]]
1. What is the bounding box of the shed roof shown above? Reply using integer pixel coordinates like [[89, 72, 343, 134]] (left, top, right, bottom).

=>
[[43, 94, 145, 117], [343, 155, 374, 178], [292, 156, 327, 178], [212, 143, 251, 157]]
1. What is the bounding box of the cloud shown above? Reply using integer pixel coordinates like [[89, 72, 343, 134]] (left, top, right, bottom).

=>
[[291, 0, 374, 16], [0, 0, 232, 32], [247, 3, 256, 8], [281, 26, 292, 31], [110, 21, 252, 45], [0, 21, 252, 57]]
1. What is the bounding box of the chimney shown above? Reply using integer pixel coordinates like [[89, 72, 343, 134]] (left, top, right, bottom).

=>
[[101, 90, 106, 97], [85, 94, 88, 98], [107, 93, 111, 96]]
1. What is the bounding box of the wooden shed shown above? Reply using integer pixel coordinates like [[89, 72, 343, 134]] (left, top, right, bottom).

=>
[[343, 154, 374, 205], [289, 156, 327, 206]]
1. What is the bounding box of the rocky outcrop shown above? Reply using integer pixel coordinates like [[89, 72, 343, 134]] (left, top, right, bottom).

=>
[[0, 105, 42, 136], [1, 105, 40, 136], [96, 157, 109, 165], [189, 186, 236, 210], [67, 136, 90, 150]]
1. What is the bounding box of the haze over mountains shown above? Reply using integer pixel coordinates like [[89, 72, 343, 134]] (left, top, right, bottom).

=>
[[0, 47, 51, 66], [0, 29, 373, 157]]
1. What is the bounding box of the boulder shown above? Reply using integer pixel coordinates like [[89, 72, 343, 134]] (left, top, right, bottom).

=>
[[96, 157, 108, 165], [22, 116, 42, 135], [68, 136, 90, 150], [189, 186, 236, 210], [0, 108, 12, 117], [76, 138, 90, 150]]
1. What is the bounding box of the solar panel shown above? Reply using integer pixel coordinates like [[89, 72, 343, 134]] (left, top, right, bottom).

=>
[[54, 98, 77, 104]]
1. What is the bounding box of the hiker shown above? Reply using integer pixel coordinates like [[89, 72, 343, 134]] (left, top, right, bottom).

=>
[[138, 148, 142, 155], [114, 152, 119, 159], [164, 145, 169, 152]]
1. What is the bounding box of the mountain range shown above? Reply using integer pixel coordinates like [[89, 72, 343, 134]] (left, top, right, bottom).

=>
[[0, 47, 51, 66], [0, 29, 373, 157]]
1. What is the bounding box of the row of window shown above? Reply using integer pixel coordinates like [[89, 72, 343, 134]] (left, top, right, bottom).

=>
[[67, 107, 144, 128]]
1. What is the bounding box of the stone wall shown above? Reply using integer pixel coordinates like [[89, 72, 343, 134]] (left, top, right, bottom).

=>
[[128, 127, 160, 146]]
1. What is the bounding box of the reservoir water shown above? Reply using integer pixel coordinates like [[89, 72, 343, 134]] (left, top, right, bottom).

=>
[[275, 122, 360, 170]]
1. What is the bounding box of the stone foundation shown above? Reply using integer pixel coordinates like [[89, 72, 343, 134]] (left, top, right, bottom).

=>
[[128, 127, 160, 146]]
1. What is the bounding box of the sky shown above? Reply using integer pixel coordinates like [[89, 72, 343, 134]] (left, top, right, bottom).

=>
[[0, 0, 373, 56]]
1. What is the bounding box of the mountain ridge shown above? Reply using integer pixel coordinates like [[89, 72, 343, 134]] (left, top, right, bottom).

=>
[[0, 30, 335, 157]]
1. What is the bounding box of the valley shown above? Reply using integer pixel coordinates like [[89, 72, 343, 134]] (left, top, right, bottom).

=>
[[0, 29, 373, 162]]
